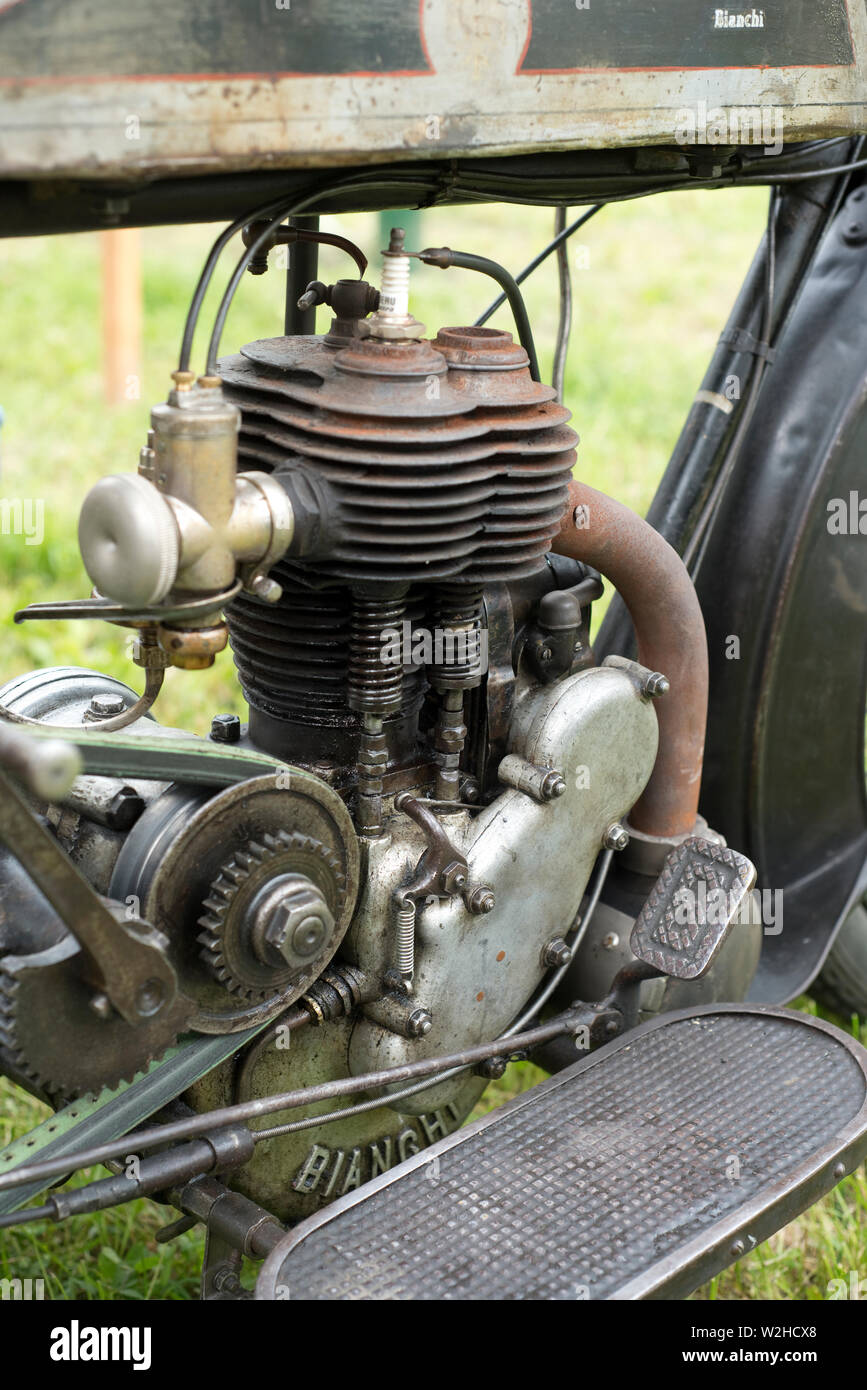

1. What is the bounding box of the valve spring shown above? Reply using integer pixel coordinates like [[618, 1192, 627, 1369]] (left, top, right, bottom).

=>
[[430, 583, 486, 689], [396, 900, 417, 983], [348, 589, 409, 715]]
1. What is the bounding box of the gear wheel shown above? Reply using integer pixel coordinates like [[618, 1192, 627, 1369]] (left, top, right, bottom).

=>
[[197, 830, 345, 1000], [0, 934, 188, 1099]]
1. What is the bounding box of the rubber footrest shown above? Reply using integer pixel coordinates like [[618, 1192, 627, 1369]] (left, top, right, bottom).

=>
[[256, 1005, 867, 1300]]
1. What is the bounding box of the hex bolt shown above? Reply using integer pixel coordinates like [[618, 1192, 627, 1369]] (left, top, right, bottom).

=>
[[499, 754, 566, 804], [540, 770, 567, 801], [460, 777, 480, 804], [210, 713, 241, 744], [475, 1055, 507, 1080], [543, 938, 572, 969], [407, 1008, 433, 1038], [603, 822, 630, 852], [642, 670, 670, 698], [88, 693, 126, 719], [255, 878, 335, 970], [212, 1269, 243, 1295], [469, 886, 496, 915], [290, 914, 328, 959], [441, 862, 468, 895]]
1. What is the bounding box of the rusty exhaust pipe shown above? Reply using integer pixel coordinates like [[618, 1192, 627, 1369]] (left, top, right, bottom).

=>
[[552, 480, 707, 839]]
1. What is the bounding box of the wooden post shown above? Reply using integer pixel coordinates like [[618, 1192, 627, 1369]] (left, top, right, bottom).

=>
[[101, 228, 142, 405]]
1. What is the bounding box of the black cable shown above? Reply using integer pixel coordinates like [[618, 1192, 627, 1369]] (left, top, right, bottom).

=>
[[204, 172, 442, 376], [179, 183, 322, 371], [185, 148, 867, 383], [179, 168, 429, 371], [685, 184, 780, 577], [475, 204, 602, 326], [734, 154, 867, 183], [552, 206, 573, 401], [416, 246, 541, 379]]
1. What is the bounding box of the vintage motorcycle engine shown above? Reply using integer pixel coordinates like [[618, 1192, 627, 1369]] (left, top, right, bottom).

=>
[[0, 235, 680, 1222]]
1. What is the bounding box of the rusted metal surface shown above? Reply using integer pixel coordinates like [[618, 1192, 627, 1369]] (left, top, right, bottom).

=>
[[222, 327, 576, 582], [552, 479, 708, 839], [0, 0, 864, 180]]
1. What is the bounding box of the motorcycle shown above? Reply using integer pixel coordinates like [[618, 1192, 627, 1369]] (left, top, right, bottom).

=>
[[0, 0, 866, 1303]]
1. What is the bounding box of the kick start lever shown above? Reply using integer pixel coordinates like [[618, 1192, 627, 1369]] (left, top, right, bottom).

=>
[[0, 768, 186, 1027]]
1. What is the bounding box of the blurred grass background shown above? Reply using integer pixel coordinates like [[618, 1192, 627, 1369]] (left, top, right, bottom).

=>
[[1, 188, 865, 1300]]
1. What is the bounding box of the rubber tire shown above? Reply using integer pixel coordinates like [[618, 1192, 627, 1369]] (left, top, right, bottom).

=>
[[813, 901, 867, 1020]]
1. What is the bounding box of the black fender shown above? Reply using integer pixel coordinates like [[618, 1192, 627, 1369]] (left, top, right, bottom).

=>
[[689, 185, 867, 1002]]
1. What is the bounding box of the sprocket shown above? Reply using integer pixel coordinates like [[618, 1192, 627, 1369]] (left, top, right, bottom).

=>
[[109, 772, 361, 1034], [0, 931, 189, 1099], [197, 830, 345, 1000]]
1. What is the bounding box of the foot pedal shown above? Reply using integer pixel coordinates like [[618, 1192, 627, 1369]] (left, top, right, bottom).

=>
[[256, 1005, 867, 1300], [630, 837, 756, 980]]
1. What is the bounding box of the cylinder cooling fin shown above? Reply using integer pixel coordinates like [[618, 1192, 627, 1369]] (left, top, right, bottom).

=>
[[218, 325, 577, 585]]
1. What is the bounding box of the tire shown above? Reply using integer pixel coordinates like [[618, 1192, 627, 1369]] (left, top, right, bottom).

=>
[[814, 900, 867, 1020]]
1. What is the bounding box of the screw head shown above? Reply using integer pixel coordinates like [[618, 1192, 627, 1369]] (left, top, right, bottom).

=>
[[603, 822, 630, 852], [602, 932, 621, 951]]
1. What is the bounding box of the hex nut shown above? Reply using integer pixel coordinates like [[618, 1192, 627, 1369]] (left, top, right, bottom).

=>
[[603, 822, 630, 852], [407, 1009, 433, 1038], [543, 938, 572, 968], [469, 886, 496, 915], [259, 881, 335, 969]]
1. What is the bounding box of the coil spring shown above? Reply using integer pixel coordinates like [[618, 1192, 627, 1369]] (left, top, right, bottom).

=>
[[348, 590, 408, 715], [430, 583, 485, 688], [396, 899, 417, 983]]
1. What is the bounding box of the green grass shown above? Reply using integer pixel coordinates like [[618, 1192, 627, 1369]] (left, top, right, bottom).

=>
[[3, 188, 865, 1301]]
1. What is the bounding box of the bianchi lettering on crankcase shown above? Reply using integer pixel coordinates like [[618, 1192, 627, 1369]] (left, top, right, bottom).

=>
[[292, 1102, 462, 1203]]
